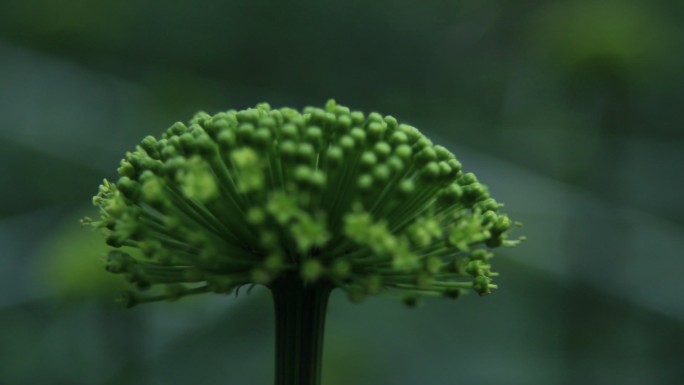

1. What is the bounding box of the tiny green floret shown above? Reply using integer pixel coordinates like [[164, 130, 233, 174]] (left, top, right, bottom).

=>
[[88, 100, 521, 307]]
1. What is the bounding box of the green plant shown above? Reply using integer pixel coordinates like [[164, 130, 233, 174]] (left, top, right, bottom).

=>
[[85, 100, 521, 385]]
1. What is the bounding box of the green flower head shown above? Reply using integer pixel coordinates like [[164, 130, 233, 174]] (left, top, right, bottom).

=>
[[86, 100, 521, 307]]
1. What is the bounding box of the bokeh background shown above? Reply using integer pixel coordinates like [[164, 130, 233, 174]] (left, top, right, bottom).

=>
[[1, 1, 683, 384]]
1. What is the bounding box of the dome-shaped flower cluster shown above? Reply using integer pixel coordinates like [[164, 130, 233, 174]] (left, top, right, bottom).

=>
[[86, 100, 520, 307]]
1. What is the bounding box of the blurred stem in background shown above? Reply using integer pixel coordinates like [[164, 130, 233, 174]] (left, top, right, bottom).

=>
[[558, 10, 638, 384], [563, 64, 634, 384]]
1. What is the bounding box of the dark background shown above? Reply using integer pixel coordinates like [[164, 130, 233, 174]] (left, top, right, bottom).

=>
[[1, 1, 683, 384]]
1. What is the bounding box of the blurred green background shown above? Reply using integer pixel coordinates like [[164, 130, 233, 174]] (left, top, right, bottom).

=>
[[1, 0, 682, 384]]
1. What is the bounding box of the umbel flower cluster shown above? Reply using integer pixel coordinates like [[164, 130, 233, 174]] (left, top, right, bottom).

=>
[[86, 100, 520, 307]]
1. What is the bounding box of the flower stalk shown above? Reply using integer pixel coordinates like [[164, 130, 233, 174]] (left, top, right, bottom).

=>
[[271, 275, 333, 385]]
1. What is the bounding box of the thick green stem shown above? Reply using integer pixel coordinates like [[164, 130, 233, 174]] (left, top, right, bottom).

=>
[[270, 275, 333, 385]]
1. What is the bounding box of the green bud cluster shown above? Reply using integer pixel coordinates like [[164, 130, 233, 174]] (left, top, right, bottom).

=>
[[87, 100, 521, 307]]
